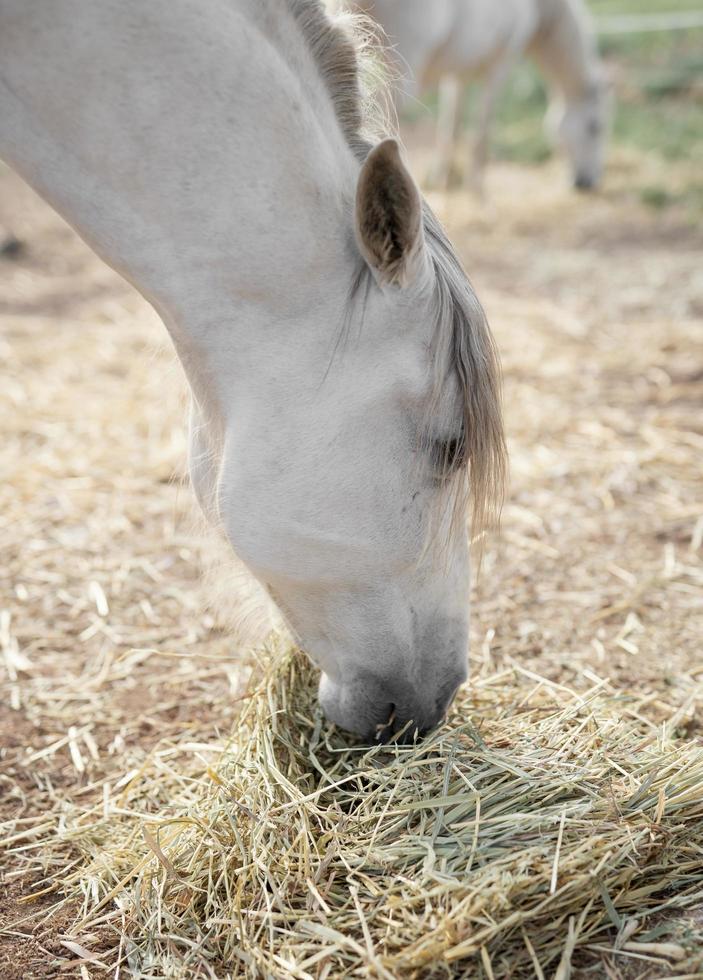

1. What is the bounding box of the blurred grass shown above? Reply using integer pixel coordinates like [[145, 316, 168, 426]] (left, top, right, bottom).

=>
[[411, 0, 703, 212], [593, 0, 703, 182]]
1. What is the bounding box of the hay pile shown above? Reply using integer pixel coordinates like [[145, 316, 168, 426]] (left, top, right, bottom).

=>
[[9, 647, 702, 979]]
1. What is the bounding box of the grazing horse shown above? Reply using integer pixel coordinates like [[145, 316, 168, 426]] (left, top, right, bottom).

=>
[[350, 0, 610, 190], [0, 0, 505, 739]]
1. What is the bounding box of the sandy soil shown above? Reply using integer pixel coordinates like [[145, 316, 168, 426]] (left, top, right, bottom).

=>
[[1, 146, 702, 977]]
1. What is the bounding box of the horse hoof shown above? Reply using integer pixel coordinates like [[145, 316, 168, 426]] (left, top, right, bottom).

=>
[[0, 235, 25, 259]]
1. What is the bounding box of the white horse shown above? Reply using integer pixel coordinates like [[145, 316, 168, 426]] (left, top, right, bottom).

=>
[[351, 0, 610, 190], [0, 0, 505, 740]]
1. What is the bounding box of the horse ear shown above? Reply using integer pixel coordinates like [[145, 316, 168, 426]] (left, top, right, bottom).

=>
[[354, 138, 426, 288]]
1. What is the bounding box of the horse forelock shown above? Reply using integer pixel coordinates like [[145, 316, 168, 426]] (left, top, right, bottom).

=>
[[423, 211, 507, 544]]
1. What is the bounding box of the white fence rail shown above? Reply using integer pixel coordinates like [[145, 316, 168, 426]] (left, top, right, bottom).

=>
[[596, 11, 703, 34]]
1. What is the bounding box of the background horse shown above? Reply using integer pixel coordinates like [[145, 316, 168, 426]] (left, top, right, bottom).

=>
[[0, 0, 505, 738], [349, 0, 610, 190]]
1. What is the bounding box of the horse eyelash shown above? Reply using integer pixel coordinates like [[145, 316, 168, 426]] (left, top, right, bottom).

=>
[[432, 431, 466, 475]]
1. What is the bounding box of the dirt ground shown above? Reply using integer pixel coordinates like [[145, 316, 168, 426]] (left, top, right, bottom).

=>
[[1, 141, 702, 979]]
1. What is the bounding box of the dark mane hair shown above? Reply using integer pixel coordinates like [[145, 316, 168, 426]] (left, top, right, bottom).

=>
[[286, 0, 372, 160]]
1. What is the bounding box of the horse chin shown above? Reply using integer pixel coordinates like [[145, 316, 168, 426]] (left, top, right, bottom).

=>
[[318, 673, 381, 740]]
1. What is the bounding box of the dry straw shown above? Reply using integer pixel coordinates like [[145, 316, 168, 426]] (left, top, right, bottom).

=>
[[6, 646, 703, 978]]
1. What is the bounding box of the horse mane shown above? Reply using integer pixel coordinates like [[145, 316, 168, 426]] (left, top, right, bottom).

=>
[[286, 0, 379, 159], [287, 0, 506, 539]]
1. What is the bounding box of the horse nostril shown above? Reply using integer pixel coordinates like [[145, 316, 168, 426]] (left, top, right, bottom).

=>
[[574, 174, 595, 191], [374, 703, 428, 744], [373, 703, 396, 742]]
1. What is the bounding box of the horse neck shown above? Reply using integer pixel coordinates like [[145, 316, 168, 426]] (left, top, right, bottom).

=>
[[0, 0, 359, 418], [531, 0, 600, 101]]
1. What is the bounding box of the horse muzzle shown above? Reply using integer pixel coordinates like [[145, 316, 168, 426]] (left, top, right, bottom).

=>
[[574, 173, 597, 191], [318, 662, 467, 743]]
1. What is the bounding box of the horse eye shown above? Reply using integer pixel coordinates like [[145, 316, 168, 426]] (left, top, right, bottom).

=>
[[432, 432, 466, 474]]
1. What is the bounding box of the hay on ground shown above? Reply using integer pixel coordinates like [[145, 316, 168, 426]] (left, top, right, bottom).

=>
[[5, 647, 703, 978]]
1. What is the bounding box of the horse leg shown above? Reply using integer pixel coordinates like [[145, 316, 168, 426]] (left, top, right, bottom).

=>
[[469, 50, 520, 197], [428, 74, 461, 190]]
